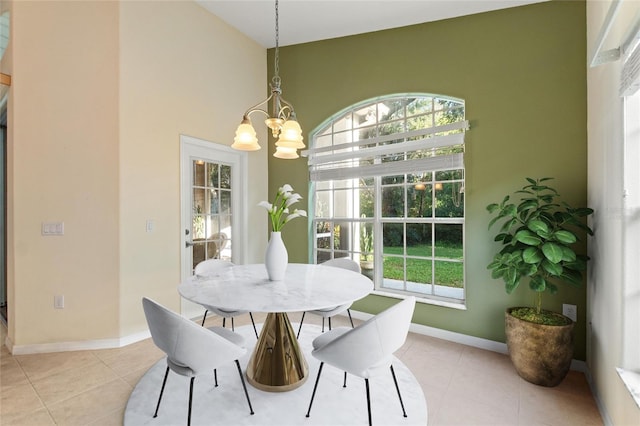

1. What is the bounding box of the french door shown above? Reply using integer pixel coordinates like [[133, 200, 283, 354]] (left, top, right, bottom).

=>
[[180, 135, 247, 316]]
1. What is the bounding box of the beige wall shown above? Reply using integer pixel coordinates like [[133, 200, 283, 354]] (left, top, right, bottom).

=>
[[6, 0, 267, 348], [587, 1, 640, 424], [117, 1, 267, 337]]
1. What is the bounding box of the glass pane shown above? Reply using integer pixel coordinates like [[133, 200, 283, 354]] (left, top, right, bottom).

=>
[[315, 180, 331, 191], [435, 182, 464, 217], [208, 189, 218, 214], [333, 221, 352, 251], [220, 165, 231, 189], [193, 161, 205, 187], [315, 221, 332, 250], [357, 186, 375, 218], [315, 191, 331, 218], [193, 188, 206, 214], [220, 215, 232, 235], [315, 134, 332, 150], [192, 215, 206, 240], [205, 215, 220, 239], [382, 174, 405, 185], [333, 189, 353, 218], [208, 163, 219, 188], [192, 242, 206, 269], [406, 258, 432, 285], [434, 260, 464, 289], [408, 184, 432, 218], [220, 190, 231, 214], [382, 255, 404, 284], [406, 223, 432, 255], [316, 250, 331, 264], [382, 186, 404, 217], [435, 224, 463, 260], [407, 114, 433, 131], [406, 97, 433, 117], [382, 223, 404, 253]]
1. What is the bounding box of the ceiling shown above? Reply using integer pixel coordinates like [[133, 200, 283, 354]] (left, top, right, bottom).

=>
[[197, 0, 548, 48]]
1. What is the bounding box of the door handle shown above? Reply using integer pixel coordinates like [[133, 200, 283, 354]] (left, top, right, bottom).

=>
[[185, 241, 194, 248]]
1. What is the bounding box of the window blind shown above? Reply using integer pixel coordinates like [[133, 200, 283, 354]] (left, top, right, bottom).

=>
[[305, 120, 469, 182]]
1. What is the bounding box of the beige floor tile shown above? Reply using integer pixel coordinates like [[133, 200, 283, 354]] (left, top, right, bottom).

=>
[[31, 360, 122, 406], [0, 407, 56, 426], [46, 378, 132, 426], [432, 390, 519, 425], [445, 365, 520, 414], [94, 340, 163, 378], [519, 379, 603, 426], [86, 406, 125, 426], [15, 351, 100, 382], [0, 357, 30, 389], [0, 382, 45, 415], [120, 363, 159, 387]]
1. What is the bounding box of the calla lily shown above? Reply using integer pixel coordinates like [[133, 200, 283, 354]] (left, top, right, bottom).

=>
[[260, 184, 306, 231]]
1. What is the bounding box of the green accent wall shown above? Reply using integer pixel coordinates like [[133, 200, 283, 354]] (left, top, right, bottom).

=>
[[267, 1, 588, 359]]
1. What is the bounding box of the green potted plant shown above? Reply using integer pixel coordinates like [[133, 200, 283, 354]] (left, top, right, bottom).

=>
[[486, 177, 594, 386]]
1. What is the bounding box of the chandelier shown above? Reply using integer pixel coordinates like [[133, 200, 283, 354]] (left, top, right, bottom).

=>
[[231, 0, 304, 159]]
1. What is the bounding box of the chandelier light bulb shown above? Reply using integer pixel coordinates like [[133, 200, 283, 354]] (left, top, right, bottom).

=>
[[276, 119, 305, 149]]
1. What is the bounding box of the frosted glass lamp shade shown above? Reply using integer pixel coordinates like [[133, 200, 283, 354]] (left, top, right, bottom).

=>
[[232, 122, 261, 151], [275, 119, 305, 149], [274, 146, 299, 159]]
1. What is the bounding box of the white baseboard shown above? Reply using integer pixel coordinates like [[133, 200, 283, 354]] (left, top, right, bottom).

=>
[[5, 308, 588, 377], [6, 330, 152, 355]]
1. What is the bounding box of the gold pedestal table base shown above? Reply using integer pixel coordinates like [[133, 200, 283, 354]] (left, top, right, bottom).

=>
[[246, 312, 308, 392]]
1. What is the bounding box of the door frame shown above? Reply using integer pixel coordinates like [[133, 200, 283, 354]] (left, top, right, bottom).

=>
[[179, 135, 248, 316]]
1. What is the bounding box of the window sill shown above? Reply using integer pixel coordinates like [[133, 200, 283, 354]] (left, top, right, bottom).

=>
[[616, 368, 640, 408], [371, 290, 467, 311]]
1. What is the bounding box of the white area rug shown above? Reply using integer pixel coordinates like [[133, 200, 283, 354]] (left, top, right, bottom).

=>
[[124, 323, 428, 425]]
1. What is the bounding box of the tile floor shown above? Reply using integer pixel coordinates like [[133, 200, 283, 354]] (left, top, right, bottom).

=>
[[1, 312, 603, 425]]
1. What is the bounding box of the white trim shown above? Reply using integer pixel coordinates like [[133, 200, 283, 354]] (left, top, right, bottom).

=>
[[6, 330, 151, 355], [589, 0, 622, 67]]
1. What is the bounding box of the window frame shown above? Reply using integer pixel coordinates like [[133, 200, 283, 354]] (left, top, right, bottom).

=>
[[306, 94, 467, 307]]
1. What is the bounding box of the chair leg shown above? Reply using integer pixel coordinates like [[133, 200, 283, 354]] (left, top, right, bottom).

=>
[[328, 316, 332, 331], [235, 360, 255, 415], [187, 376, 195, 426], [297, 312, 306, 338], [321, 317, 325, 332], [201, 310, 209, 326], [365, 378, 372, 426], [214, 369, 218, 387], [222, 317, 226, 328], [390, 365, 407, 418], [305, 362, 324, 418], [343, 371, 347, 388], [347, 309, 355, 328], [153, 366, 170, 418], [231, 317, 235, 331], [249, 313, 259, 339]]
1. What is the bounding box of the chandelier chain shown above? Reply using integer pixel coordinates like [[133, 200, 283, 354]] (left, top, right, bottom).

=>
[[274, 0, 280, 79]]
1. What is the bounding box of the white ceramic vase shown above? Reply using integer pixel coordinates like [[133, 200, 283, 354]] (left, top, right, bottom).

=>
[[265, 231, 288, 281]]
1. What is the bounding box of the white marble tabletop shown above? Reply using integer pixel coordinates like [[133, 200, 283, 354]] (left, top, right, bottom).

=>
[[178, 263, 373, 313]]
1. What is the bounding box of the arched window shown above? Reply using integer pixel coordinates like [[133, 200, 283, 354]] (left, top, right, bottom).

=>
[[305, 94, 468, 305]]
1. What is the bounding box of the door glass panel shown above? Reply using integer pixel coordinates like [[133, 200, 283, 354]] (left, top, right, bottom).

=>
[[192, 159, 233, 270]]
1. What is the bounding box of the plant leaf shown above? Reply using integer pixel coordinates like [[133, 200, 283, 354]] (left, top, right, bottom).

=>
[[515, 230, 542, 246], [560, 246, 577, 262], [529, 275, 546, 292], [554, 230, 577, 244], [522, 247, 543, 264], [542, 242, 564, 263], [542, 259, 563, 276], [527, 219, 550, 235]]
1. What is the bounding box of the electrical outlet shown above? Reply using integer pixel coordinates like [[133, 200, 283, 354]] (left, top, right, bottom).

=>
[[562, 304, 577, 322], [54, 295, 65, 309]]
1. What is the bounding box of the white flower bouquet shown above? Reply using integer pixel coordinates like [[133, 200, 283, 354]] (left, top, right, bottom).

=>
[[258, 184, 307, 232]]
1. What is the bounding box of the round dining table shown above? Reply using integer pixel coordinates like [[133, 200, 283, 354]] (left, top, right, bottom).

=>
[[177, 263, 373, 392]]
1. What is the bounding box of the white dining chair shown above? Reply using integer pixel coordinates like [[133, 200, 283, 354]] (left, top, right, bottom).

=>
[[305, 296, 416, 426], [142, 297, 254, 425], [296, 257, 360, 338], [194, 259, 259, 339]]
